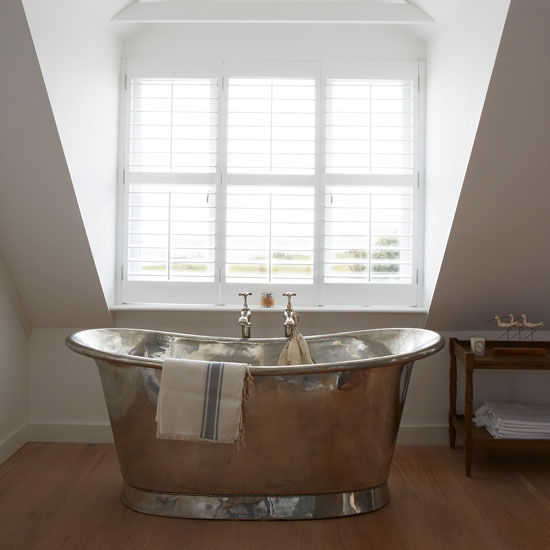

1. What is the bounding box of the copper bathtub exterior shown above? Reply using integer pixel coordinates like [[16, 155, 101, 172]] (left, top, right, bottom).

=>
[[66, 327, 444, 520]]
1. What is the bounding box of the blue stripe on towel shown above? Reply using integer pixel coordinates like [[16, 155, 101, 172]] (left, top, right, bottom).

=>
[[199, 363, 211, 439], [200, 362, 225, 441], [215, 363, 224, 441]]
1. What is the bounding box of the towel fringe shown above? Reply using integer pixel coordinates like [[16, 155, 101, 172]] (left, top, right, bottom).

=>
[[237, 365, 253, 450]]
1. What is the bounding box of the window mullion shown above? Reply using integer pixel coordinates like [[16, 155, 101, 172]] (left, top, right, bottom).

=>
[[120, 61, 131, 303], [216, 64, 227, 304], [314, 67, 325, 306]]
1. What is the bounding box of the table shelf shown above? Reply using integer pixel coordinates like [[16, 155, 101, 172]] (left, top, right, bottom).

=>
[[449, 339, 550, 476], [451, 415, 550, 449]]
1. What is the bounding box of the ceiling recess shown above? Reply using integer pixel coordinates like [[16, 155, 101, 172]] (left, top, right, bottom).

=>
[[112, 1, 433, 24]]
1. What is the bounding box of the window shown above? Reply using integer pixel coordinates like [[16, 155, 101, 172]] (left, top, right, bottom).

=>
[[119, 61, 422, 306]]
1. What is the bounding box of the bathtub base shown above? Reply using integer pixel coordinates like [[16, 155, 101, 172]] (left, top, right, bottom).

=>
[[120, 481, 390, 520]]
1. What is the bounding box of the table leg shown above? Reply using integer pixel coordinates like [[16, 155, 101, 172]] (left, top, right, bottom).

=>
[[449, 346, 457, 449], [464, 357, 474, 477]]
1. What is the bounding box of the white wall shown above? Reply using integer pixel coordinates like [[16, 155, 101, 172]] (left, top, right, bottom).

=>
[[0, 268, 29, 464], [122, 22, 425, 61], [418, 0, 510, 307], [22, 0, 126, 307], [28, 329, 109, 429], [427, 0, 550, 330], [0, 0, 112, 328]]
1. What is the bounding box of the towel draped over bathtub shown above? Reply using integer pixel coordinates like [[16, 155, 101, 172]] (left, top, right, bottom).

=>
[[156, 358, 251, 443], [277, 333, 314, 366], [276, 312, 315, 366]]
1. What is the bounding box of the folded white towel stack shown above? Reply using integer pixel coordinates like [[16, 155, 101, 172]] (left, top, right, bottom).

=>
[[474, 402, 550, 439], [156, 358, 251, 443]]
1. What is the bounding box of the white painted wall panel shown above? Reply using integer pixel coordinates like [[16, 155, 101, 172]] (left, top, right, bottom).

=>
[[0, 275, 29, 454], [28, 329, 109, 426], [427, 0, 550, 330], [419, 0, 510, 307], [0, 0, 111, 327], [22, 0, 126, 307], [122, 22, 425, 61]]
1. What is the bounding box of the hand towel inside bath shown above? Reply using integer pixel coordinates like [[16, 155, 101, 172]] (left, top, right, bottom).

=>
[[156, 358, 250, 443]]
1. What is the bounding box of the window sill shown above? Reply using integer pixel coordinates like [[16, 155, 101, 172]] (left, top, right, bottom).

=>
[[110, 303, 427, 314]]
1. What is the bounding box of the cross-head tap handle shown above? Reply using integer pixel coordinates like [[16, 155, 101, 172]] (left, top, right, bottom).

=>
[[239, 292, 252, 308], [282, 292, 296, 308]]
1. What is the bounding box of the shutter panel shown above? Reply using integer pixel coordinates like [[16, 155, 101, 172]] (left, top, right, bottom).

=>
[[125, 75, 219, 291], [227, 78, 316, 175], [326, 78, 414, 175], [225, 186, 315, 283], [128, 183, 216, 282], [325, 185, 414, 284], [129, 78, 217, 173]]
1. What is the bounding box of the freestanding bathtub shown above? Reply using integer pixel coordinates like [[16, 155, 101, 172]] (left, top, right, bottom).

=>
[[66, 327, 443, 520]]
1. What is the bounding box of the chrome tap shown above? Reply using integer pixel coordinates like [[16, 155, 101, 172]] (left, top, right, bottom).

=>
[[238, 292, 252, 338], [282, 292, 297, 338]]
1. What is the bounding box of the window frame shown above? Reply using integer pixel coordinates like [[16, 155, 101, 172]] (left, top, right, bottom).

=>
[[116, 59, 424, 307]]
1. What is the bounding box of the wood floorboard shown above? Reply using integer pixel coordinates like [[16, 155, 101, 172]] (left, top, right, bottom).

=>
[[1, 443, 550, 550]]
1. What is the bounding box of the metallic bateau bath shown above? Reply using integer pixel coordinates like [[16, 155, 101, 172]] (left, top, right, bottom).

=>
[[66, 327, 444, 520]]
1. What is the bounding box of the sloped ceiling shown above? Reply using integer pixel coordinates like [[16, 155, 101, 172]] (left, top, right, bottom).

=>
[[0, 0, 112, 327], [426, 0, 550, 331]]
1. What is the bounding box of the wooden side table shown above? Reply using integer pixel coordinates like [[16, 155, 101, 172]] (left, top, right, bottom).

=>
[[449, 338, 550, 476]]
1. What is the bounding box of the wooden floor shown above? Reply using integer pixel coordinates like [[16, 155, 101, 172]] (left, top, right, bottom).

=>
[[1, 444, 550, 550]]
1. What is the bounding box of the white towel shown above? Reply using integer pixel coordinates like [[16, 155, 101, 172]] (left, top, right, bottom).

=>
[[474, 402, 550, 439], [156, 358, 250, 443]]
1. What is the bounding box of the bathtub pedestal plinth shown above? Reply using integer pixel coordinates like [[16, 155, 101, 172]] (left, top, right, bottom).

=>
[[120, 481, 390, 520]]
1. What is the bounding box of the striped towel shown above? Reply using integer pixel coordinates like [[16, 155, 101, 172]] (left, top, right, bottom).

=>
[[156, 358, 251, 443]]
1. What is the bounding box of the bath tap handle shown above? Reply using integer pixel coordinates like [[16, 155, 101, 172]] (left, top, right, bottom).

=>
[[239, 292, 252, 309], [282, 292, 296, 309]]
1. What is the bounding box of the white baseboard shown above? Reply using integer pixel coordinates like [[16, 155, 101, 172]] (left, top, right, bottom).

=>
[[0, 424, 29, 466], [397, 425, 448, 445], [27, 423, 114, 444], [22, 423, 446, 446]]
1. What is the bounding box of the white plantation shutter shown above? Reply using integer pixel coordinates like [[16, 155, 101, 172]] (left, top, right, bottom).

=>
[[221, 69, 318, 305], [127, 183, 216, 282], [122, 63, 221, 304], [322, 70, 419, 305], [225, 186, 315, 283], [129, 78, 217, 173], [324, 185, 413, 284], [227, 78, 316, 175], [325, 78, 414, 175], [119, 61, 422, 307]]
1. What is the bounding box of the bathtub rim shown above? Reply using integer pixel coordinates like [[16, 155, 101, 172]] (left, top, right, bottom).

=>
[[66, 327, 444, 376]]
